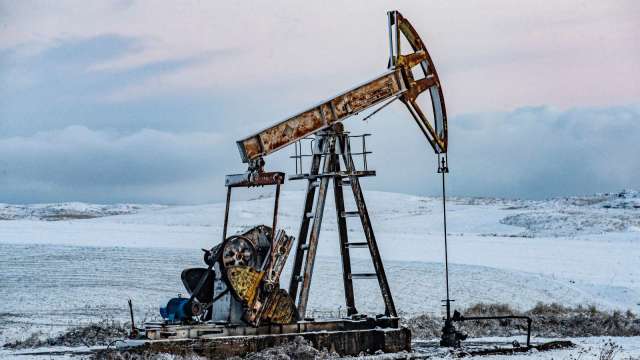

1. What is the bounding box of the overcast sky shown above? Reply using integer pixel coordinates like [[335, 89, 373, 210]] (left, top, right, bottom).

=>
[[0, 1, 638, 204]]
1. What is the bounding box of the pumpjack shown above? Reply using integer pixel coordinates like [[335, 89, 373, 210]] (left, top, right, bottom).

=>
[[124, 10, 465, 358], [220, 8, 448, 326], [107, 10, 581, 359]]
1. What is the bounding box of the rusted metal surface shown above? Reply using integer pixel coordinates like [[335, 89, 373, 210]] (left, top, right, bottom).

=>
[[456, 340, 574, 357], [236, 11, 447, 165], [231, 13, 446, 319], [222, 237, 257, 268], [233, 11, 448, 321], [127, 317, 407, 358], [217, 171, 299, 327], [122, 326, 409, 359], [222, 172, 284, 242], [220, 228, 297, 327], [226, 265, 263, 304], [288, 169, 375, 181], [143, 316, 399, 339], [247, 230, 295, 325], [288, 135, 324, 302], [389, 10, 448, 153], [271, 180, 281, 243], [452, 311, 533, 348], [287, 125, 397, 319], [332, 154, 357, 316], [411, 340, 575, 358], [143, 10, 449, 352], [338, 132, 397, 317], [263, 230, 293, 291], [222, 187, 231, 241], [255, 289, 296, 325], [225, 171, 285, 188], [236, 70, 404, 163], [296, 135, 336, 317]]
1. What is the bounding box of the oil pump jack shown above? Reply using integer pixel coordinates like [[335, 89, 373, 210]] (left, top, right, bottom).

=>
[[137, 10, 462, 357], [226, 8, 449, 323]]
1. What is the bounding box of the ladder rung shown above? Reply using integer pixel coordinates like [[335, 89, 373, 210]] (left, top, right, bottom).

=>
[[300, 244, 310, 250], [341, 211, 360, 218], [341, 179, 351, 185], [345, 242, 368, 248], [349, 273, 378, 279]]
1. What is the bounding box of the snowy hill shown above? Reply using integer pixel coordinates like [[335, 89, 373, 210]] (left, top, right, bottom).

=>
[[0, 190, 638, 312], [496, 189, 640, 236], [2, 189, 639, 236], [0, 202, 164, 221]]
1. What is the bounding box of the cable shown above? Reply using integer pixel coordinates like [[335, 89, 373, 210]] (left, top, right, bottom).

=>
[[438, 153, 451, 321], [361, 95, 401, 122]]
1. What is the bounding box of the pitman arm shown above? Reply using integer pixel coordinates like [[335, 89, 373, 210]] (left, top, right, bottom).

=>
[[236, 10, 447, 165]]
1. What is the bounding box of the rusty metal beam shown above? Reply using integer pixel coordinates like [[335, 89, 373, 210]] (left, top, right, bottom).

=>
[[236, 69, 406, 163], [224, 171, 285, 188], [390, 10, 448, 153], [236, 11, 448, 164]]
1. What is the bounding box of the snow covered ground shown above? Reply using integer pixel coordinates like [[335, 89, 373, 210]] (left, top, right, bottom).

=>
[[4, 337, 640, 360], [412, 337, 640, 359], [0, 189, 639, 358]]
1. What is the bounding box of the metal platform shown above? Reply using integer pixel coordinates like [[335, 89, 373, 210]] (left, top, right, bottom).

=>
[[413, 339, 575, 358], [111, 317, 410, 358]]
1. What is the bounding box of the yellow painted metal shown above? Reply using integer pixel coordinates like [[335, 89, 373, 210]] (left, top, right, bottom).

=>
[[226, 263, 296, 326], [264, 289, 296, 324], [226, 265, 264, 304]]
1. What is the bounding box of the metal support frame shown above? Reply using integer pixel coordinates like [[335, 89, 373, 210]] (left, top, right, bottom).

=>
[[453, 311, 533, 348], [332, 150, 356, 315], [222, 171, 285, 243], [288, 125, 397, 318]]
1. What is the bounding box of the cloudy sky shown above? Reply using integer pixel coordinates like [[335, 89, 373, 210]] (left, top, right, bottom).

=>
[[0, 1, 638, 204]]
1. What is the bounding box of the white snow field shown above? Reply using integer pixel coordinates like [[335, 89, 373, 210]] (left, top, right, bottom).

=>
[[0, 189, 639, 358], [412, 337, 640, 360]]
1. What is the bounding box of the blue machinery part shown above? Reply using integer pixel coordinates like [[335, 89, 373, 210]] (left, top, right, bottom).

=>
[[160, 297, 202, 323]]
